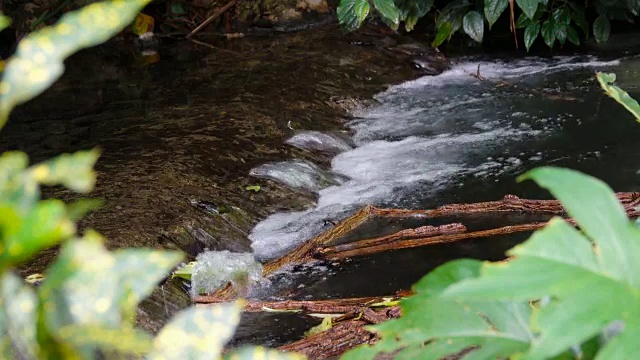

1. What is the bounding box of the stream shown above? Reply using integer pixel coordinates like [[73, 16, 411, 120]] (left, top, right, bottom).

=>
[[3, 26, 640, 347], [235, 52, 640, 346]]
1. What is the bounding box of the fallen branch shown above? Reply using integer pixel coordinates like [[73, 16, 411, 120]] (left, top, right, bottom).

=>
[[196, 295, 404, 313], [186, 0, 238, 39], [277, 307, 402, 359]]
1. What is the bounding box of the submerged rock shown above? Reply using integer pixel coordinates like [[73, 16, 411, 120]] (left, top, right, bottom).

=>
[[250, 160, 347, 192], [191, 251, 263, 297], [286, 131, 353, 154]]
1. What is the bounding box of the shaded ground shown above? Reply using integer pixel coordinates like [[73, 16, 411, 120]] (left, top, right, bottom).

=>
[[0, 25, 442, 331]]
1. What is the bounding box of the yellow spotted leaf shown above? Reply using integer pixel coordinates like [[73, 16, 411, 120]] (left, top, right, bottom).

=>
[[131, 13, 154, 35], [148, 301, 244, 360], [0, 0, 152, 128], [226, 346, 306, 360]]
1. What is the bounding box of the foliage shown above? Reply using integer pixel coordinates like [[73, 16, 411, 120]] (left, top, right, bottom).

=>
[[343, 166, 640, 359], [337, 0, 640, 50], [0, 1, 302, 359], [597, 72, 640, 121]]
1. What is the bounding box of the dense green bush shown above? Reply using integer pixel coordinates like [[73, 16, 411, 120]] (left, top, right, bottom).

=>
[[338, 0, 639, 50], [0, 1, 301, 359]]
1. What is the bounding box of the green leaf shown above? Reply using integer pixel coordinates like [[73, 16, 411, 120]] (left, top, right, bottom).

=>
[[484, 0, 508, 28], [0, 15, 11, 33], [56, 325, 152, 355], [567, 26, 580, 45], [29, 149, 100, 193], [66, 198, 103, 221], [432, 22, 453, 47], [568, 2, 589, 37], [0, 272, 39, 359], [593, 15, 611, 43], [305, 316, 333, 337], [337, 0, 370, 32], [0, 199, 75, 269], [113, 249, 183, 320], [246, 185, 261, 192], [515, 13, 532, 28], [516, 0, 540, 19], [541, 19, 556, 47], [597, 72, 640, 121], [524, 22, 540, 51], [396, 0, 434, 31], [0, 0, 153, 128], [463, 11, 484, 43], [172, 261, 197, 281], [373, 0, 399, 25], [444, 168, 640, 359], [148, 302, 243, 359], [347, 260, 533, 359], [226, 346, 305, 360]]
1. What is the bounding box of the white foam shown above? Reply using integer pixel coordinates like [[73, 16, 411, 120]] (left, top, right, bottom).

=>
[[249, 159, 346, 192], [249, 55, 620, 261]]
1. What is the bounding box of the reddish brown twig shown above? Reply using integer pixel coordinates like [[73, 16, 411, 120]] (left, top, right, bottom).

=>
[[186, 0, 238, 39]]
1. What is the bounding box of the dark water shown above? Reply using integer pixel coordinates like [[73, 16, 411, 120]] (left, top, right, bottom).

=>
[[4, 27, 640, 346]]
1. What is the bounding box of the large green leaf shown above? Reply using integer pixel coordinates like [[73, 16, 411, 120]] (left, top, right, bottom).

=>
[[484, 0, 508, 28], [444, 167, 640, 358], [373, 0, 399, 26], [524, 22, 541, 51], [226, 346, 306, 359], [597, 72, 640, 121], [0, 152, 36, 214], [342, 260, 533, 359], [432, 22, 453, 47], [396, 0, 434, 31], [541, 19, 556, 47], [0, 272, 39, 359], [0, 199, 75, 269], [148, 302, 243, 359], [0, 0, 152, 128], [337, 0, 370, 32], [516, 0, 541, 19], [593, 15, 611, 43], [463, 11, 484, 43]]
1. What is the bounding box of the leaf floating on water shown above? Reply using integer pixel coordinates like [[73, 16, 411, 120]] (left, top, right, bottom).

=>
[[597, 72, 640, 122], [246, 185, 261, 192], [172, 261, 197, 281], [305, 316, 334, 337]]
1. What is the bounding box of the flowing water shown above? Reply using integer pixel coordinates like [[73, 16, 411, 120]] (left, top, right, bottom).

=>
[[231, 53, 640, 345]]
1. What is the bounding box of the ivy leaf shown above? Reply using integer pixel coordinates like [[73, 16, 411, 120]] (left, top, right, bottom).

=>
[[337, 0, 370, 32], [0, 0, 153, 128], [226, 347, 305, 359], [445, 167, 640, 359], [463, 10, 484, 43], [597, 72, 640, 121], [373, 0, 399, 26], [567, 26, 580, 46], [593, 15, 611, 43], [516, 0, 540, 19], [515, 13, 532, 28], [484, 0, 508, 28], [524, 21, 540, 51], [432, 22, 452, 47], [148, 302, 243, 359], [541, 19, 556, 47]]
